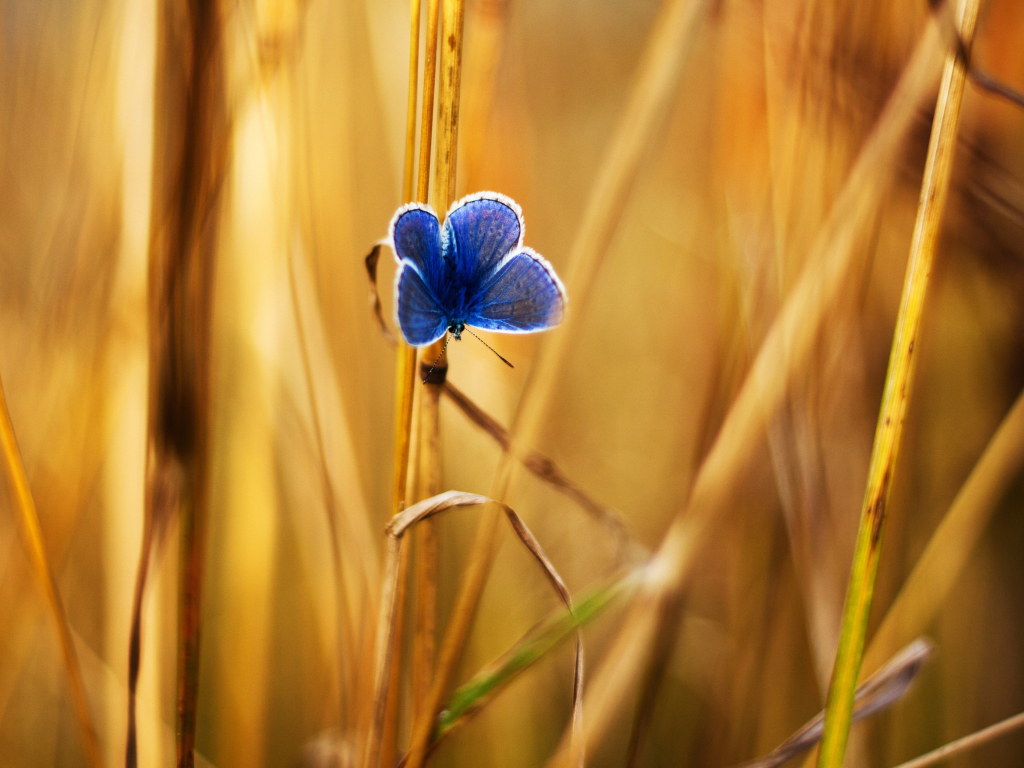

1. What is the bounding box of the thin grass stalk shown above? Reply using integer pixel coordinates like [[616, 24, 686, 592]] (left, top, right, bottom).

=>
[[547, 25, 945, 765], [403, 1, 466, 766], [891, 711, 1024, 768], [366, 7, 422, 767], [286, 245, 353, 727], [410, 0, 444, 708], [0, 378, 101, 768], [441, 381, 638, 555], [364, 0, 443, 764], [412, 386, 441, 720], [816, 2, 979, 764], [407, 1, 710, 764], [403, 0, 422, 204]]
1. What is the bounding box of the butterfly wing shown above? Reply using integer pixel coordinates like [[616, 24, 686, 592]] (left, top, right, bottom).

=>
[[442, 192, 523, 285], [394, 262, 448, 346], [389, 202, 445, 290], [466, 248, 566, 333]]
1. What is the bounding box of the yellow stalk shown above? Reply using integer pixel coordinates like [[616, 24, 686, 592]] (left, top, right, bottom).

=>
[[410, 0, 443, 726], [364, 0, 444, 763], [816, 1, 980, 765], [0, 378, 101, 768], [401, 1, 468, 766]]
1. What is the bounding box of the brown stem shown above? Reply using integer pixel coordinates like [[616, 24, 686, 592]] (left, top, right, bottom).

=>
[[126, 0, 229, 766]]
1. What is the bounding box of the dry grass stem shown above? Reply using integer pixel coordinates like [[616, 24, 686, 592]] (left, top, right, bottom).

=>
[[548, 24, 945, 766], [891, 710, 1024, 768], [121, 0, 230, 765], [0, 379, 101, 768], [408, 0, 444, 728], [441, 382, 639, 556], [369, 0, 454, 764], [365, 0, 438, 761], [817, 1, 980, 763]]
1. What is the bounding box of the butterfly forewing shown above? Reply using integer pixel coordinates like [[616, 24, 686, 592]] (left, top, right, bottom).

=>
[[443, 193, 523, 286]]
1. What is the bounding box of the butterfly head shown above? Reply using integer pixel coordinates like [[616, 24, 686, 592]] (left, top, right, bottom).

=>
[[447, 321, 465, 341]]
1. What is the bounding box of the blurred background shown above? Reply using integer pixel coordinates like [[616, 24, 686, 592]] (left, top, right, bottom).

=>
[[0, 0, 1023, 766]]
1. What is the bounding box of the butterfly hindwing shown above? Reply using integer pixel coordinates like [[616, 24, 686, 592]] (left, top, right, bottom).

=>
[[467, 248, 566, 333], [395, 261, 448, 346], [442, 192, 523, 285]]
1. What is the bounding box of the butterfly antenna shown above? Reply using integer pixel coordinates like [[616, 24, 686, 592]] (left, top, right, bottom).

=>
[[422, 333, 454, 383], [464, 328, 514, 368]]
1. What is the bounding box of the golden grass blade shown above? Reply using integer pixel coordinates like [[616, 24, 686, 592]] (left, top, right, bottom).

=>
[[736, 639, 934, 768], [407, 2, 712, 762], [891, 711, 1024, 768], [816, 2, 980, 764], [0, 378, 102, 768], [863, 386, 1024, 674], [547, 23, 946, 766]]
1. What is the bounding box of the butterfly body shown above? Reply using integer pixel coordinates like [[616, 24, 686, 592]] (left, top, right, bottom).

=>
[[389, 192, 566, 348]]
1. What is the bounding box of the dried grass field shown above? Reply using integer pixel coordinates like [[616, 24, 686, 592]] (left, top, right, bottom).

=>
[[0, 0, 1023, 766]]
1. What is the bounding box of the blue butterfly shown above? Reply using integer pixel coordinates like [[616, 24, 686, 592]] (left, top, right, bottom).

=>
[[389, 192, 567, 352]]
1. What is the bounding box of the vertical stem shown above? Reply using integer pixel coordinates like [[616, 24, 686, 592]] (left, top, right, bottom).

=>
[[412, 379, 441, 719], [132, 0, 228, 765], [364, 0, 443, 764], [410, 0, 444, 730], [172, 0, 224, 758], [0, 380, 102, 768], [816, 4, 979, 766], [404, 2, 466, 763], [403, 0, 422, 205]]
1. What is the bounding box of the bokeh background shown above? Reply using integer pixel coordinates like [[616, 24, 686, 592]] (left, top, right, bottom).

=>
[[1, 0, 1023, 766]]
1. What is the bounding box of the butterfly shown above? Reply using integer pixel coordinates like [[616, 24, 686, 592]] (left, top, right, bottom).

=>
[[388, 192, 567, 356]]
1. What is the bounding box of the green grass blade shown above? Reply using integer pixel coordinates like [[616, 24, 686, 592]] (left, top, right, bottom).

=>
[[434, 570, 640, 744]]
